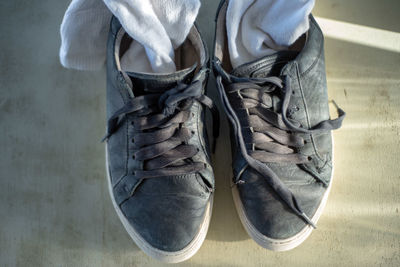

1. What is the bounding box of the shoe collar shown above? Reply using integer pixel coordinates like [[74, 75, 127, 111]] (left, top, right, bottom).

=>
[[212, 0, 324, 80]]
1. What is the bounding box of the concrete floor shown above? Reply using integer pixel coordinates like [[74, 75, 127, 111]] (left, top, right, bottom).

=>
[[1, 0, 399, 266]]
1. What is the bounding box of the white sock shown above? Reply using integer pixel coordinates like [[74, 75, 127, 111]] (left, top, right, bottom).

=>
[[60, 0, 200, 73], [59, 0, 112, 70], [227, 0, 315, 68], [104, 0, 201, 73]]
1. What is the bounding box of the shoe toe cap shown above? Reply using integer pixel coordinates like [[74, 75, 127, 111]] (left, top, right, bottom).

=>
[[119, 174, 211, 252], [238, 168, 326, 240]]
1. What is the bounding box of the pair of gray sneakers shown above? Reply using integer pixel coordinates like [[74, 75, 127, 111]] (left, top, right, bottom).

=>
[[103, 1, 345, 263]]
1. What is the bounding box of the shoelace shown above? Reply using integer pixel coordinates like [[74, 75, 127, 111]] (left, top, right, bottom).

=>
[[215, 62, 345, 227], [103, 71, 219, 179]]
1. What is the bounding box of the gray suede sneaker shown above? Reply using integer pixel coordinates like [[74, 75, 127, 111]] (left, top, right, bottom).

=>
[[104, 17, 218, 262], [213, 1, 345, 251]]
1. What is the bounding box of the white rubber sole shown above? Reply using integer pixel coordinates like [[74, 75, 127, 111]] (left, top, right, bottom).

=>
[[232, 139, 335, 251], [105, 145, 213, 263]]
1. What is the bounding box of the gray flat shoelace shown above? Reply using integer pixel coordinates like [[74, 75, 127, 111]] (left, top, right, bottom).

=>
[[215, 61, 345, 227], [103, 72, 219, 180]]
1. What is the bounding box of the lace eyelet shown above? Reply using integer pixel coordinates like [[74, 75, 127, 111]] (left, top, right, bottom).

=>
[[307, 156, 313, 161], [132, 171, 136, 175], [303, 140, 307, 145], [132, 155, 135, 160], [196, 148, 200, 152], [203, 163, 207, 168], [191, 130, 195, 135], [131, 138, 135, 143]]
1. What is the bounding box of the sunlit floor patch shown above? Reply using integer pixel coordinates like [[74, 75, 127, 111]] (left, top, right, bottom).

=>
[[315, 17, 400, 53]]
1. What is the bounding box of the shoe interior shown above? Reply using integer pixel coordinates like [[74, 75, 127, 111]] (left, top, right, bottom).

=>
[[114, 26, 206, 74], [174, 27, 207, 72]]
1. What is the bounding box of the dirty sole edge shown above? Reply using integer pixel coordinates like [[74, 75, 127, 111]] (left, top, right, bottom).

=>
[[231, 138, 335, 251], [105, 145, 213, 263]]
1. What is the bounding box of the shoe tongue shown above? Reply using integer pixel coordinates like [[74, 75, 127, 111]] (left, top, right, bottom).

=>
[[231, 50, 298, 78], [126, 64, 197, 94]]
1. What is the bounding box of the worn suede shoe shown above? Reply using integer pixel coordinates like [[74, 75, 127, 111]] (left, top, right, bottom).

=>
[[213, 1, 345, 251], [104, 17, 218, 262]]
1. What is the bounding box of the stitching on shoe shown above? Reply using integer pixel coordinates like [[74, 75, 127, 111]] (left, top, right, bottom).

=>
[[195, 101, 207, 157], [295, 62, 326, 163], [298, 19, 324, 77], [194, 174, 210, 194]]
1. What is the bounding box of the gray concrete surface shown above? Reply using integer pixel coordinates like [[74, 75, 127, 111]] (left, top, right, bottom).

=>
[[0, 0, 399, 266]]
